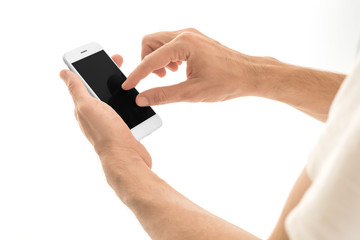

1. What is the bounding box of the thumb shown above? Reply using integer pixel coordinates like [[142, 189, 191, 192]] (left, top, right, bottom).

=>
[[111, 54, 123, 68], [136, 82, 190, 106]]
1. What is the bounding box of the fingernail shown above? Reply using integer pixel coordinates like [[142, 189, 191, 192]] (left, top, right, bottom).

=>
[[137, 96, 149, 106]]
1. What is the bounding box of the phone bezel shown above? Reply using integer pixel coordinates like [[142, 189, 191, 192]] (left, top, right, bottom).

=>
[[63, 42, 162, 140]]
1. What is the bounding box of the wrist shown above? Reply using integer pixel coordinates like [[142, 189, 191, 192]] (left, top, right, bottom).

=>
[[249, 58, 345, 121], [245, 55, 286, 98], [232, 53, 285, 98], [100, 150, 169, 210], [98, 147, 153, 204]]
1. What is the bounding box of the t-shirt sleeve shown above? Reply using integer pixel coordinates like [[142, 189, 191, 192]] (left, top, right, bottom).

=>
[[285, 57, 360, 240]]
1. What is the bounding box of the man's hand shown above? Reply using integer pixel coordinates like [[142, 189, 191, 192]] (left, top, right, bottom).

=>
[[122, 28, 270, 106], [59, 54, 261, 240], [123, 28, 345, 122], [60, 55, 152, 190]]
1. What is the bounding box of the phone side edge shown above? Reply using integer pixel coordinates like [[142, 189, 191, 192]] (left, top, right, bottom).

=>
[[62, 55, 101, 100]]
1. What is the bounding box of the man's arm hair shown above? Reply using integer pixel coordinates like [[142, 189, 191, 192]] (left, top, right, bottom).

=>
[[105, 154, 261, 240], [104, 151, 311, 240], [256, 60, 345, 122]]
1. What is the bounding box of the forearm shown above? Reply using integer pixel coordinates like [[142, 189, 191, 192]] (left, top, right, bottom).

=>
[[252, 58, 345, 122], [101, 154, 259, 240]]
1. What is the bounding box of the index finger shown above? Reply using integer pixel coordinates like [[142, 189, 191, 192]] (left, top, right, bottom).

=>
[[60, 69, 91, 104], [122, 40, 190, 90]]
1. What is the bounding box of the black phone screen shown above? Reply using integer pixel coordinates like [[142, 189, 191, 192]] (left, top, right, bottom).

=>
[[72, 50, 155, 129]]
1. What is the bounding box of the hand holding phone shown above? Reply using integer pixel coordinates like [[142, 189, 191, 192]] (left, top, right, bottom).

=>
[[59, 65, 152, 168], [63, 42, 162, 140]]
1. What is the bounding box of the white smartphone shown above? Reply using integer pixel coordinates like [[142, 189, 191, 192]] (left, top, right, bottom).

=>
[[63, 42, 162, 140]]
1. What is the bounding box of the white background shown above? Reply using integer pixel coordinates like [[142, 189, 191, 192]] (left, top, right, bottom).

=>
[[0, 0, 359, 239]]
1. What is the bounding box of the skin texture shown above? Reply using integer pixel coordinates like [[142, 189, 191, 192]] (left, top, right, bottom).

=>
[[123, 28, 345, 122], [60, 28, 346, 239]]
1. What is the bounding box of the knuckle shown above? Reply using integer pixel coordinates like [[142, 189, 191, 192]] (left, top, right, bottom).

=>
[[141, 34, 156, 60], [177, 31, 195, 42], [184, 27, 199, 33], [141, 49, 150, 60], [142, 54, 152, 69], [141, 34, 152, 45], [142, 54, 150, 62], [265, 56, 279, 63], [141, 34, 148, 44]]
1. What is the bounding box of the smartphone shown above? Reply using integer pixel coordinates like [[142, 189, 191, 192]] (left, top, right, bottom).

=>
[[63, 42, 162, 140]]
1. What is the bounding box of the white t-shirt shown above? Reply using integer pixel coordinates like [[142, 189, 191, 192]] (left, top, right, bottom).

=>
[[285, 55, 360, 239], [283, 0, 360, 238]]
